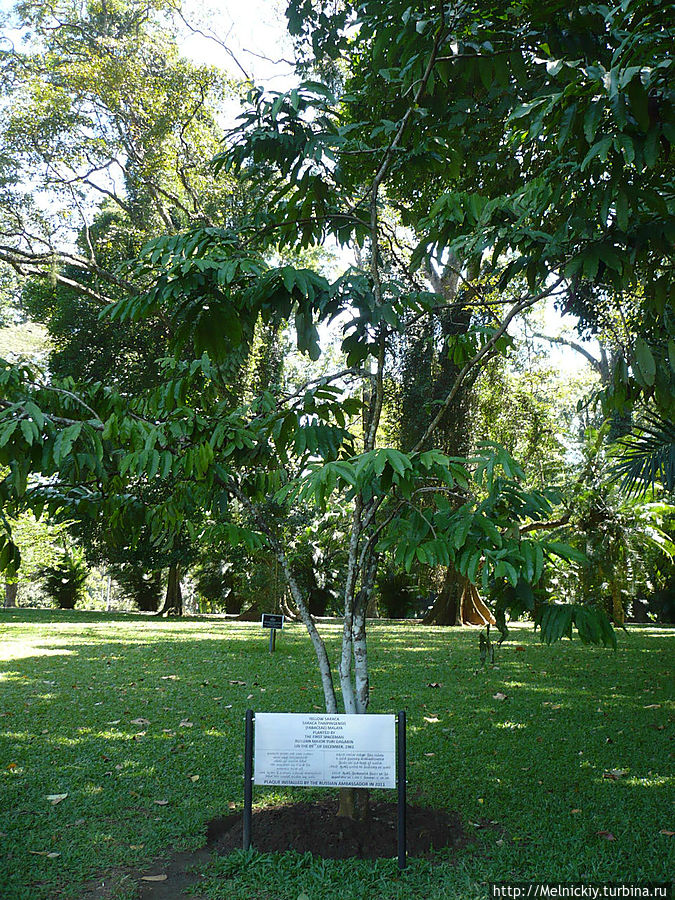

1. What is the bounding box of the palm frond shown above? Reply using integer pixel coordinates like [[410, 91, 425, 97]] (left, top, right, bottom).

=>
[[612, 414, 675, 496]]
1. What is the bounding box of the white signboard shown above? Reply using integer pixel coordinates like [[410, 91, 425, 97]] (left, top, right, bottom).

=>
[[253, 713, 396, 789]]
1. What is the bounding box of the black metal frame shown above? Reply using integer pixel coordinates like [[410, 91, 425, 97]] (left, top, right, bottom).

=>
[[242, 709, 407, 868], [243, 709, 254, 851], [397, 709, 407, 869]]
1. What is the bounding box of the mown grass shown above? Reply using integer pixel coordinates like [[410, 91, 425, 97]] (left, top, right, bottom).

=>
[[0, 609, 673, 900]]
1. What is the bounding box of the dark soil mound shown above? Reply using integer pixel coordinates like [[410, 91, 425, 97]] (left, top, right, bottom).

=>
[[210, 800, 467, 860]]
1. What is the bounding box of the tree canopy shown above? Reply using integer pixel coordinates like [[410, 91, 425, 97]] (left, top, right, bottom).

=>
[[1, 0, 673, 721]]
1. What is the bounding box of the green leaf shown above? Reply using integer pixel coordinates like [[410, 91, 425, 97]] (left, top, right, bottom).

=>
[[0, 422, 17, 448], [384, 448, 411, 478], [581, 136, 612, 171], [584, 101, 603, 143], [546, 541, 587, 565], [627, 77, 650, 131], [20, 420, 34, 446], [634, 336, 656, 386], [668, 339, 675, 375]]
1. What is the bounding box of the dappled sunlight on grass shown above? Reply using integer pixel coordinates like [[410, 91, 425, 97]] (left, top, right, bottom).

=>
[[0, 612, 672, 899], [0, 643, 74, 661]]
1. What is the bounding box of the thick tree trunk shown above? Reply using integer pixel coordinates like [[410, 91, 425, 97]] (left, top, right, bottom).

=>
[[156, 563, 183, 616], [236, 602, 261, 621], [4, 582, 18, 608], [422, 565, 495, 626], [422, 565, 464, 624]]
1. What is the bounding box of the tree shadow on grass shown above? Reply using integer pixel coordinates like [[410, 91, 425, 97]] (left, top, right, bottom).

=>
[[0, 616, 672, 898]]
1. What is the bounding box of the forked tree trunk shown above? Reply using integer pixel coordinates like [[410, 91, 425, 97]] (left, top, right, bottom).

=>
[[4, 582, 18, 608], [156, 563, 183, 616], [280, 593, 299, 621]]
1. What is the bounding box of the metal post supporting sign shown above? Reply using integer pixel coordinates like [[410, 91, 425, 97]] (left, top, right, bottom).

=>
[[243, 709, 253, 851], [242, 709, 407, 867], [397, 710, 407, 869]]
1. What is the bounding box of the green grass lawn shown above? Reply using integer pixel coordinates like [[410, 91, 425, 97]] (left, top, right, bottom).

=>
[[0, 610, 673, 900]]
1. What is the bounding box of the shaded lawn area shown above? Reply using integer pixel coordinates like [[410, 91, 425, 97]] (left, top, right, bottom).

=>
[[0, 609, 673, 900]]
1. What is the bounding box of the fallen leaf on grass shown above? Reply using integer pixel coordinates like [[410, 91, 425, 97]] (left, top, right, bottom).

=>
[[515, 646, 526, 652], [179, 720, 193, 728], [130, 717, 150, 726], [153, 800, 169, 806], [188, 774, 200, 782], [644, 704, 661, 709], [29, 850, 61, 858], [427, 682, 442, 689], [493, 692, 507, 701], [228, 801, 236, 810], [659, 830, 675, 836], [7, 763, 17, 771], [129, 843, 145, 850], [570, 809, 581, 814], [424, 752, 436, 757], [229, 680, 246, 686], [142, 874, 167, 882], [423, 716, 440, 723], [161, 675, 179, 681], [596, 831, 616, 840], [46, 794, 68, 805]]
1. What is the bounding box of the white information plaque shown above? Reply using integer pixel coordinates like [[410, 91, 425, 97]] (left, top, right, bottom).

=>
[[253, 713, 396, 789]]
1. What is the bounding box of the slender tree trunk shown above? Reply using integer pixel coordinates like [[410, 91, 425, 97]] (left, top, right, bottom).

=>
[[4, 582, 18, 608], [611, 580, 625, 625]]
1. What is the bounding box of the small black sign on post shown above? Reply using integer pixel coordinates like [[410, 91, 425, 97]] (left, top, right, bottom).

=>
[[261, 613, 284, 653]]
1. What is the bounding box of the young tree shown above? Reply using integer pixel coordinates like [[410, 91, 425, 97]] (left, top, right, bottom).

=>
[[2, 0, 671, 821]]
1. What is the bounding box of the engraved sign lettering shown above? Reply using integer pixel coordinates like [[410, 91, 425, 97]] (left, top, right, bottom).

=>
[[253, 713, 396, 788]]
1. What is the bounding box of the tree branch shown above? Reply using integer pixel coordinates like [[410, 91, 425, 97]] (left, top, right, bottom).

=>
[[411, 278, 565, 454], [532, 332, 603, 375]]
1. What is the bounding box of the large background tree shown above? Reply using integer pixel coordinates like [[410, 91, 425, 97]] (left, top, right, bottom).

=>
[[0, 0, 264, 610]]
